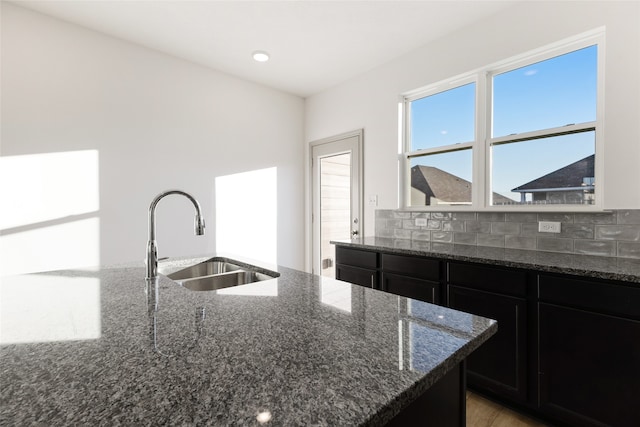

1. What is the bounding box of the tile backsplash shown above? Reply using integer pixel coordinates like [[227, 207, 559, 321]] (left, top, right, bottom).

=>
[[375, 209, 640, 259]]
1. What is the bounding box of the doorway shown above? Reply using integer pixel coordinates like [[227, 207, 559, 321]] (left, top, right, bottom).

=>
[[311, 130, 363, 277]]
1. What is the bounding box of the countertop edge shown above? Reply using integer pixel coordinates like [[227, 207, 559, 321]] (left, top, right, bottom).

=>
[[365, 320, 498, 426], [332, 239, 640, 285]]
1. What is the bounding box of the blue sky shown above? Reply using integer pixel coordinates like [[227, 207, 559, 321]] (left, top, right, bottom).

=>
[[410, 45, 597, 201]]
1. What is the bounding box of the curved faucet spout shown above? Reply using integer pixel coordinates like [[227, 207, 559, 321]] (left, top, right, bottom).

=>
[[146, 190, 206, 280]]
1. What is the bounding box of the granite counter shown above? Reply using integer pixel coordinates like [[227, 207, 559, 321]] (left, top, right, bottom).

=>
[[0, 256, 496, 426], [333, 237, 640, 284]]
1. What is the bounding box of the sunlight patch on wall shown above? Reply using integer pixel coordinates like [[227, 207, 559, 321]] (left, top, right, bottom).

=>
[[0, 274, 101, 344], [0, 218, 100, 276], [215, 167, 278, 296], [215, 167, 277, 264], [0, 150, 100, 276]]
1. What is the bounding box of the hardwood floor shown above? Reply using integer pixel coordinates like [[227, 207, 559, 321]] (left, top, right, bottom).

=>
[[466, 391, 549, 427]]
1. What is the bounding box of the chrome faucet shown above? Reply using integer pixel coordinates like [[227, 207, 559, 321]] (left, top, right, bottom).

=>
[[146, 190, 206, 280]]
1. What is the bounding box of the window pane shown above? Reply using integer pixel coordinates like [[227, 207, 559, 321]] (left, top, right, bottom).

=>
[[410, 83, 475, 151], [491, 132, 595, 205], [493, 45, 597, 137], [409, 149, 472, 206]]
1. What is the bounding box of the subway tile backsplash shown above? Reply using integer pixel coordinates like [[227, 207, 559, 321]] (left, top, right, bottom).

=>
[[375, 209, 640, 259]]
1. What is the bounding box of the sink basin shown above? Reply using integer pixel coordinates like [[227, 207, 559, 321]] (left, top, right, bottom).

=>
[[167, 260, 243, 281], [165, 257, 279, 291], [180, 270, 274, 291]]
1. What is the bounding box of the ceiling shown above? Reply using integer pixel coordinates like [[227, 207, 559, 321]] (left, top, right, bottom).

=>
[[15, 1, 519, 97]]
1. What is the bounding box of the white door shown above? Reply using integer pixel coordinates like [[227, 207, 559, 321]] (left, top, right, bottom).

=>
[[311, 130, 363, 277]]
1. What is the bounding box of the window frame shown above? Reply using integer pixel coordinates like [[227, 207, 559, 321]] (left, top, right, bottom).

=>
[[400, 28, 605, 211], [403, 75, 478, 207]]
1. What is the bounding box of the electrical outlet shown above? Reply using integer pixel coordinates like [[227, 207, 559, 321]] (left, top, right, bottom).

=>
[[538, 221, 561, 233], [368, 194, 378, 206], [415, 218, 427, 227]]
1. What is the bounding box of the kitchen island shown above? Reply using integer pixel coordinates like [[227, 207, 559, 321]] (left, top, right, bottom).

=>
[[0, 256, 496, 426]]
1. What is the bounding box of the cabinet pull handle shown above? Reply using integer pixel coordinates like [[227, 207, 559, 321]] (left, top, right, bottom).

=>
[[371, 274, 374, 288], [515, 304, 519, 358]]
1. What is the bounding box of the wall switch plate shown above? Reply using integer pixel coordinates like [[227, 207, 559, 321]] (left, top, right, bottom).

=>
[[538, 221, 561, 233], [368, 194, 378, 206], [415, 218, 427, 227]]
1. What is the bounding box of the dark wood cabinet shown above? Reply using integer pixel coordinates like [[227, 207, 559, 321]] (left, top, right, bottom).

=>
[[336, 264, 377, 288], [336, 247, 442, 304], [336, 246, 378, 270], [335, 246, 378, 288], [333, 243, 640, 427], [448, 286, 527, 401], [381, 253, 440, 282], [448, 262, 527, 297], [381, 253, 442, 304], [538, 275, 640, 427], [447, 263, 528, 403], [382, 272, 439, 304]]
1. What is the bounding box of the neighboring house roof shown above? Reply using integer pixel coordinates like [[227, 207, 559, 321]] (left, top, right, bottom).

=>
[[411, 165, 513, 204], [511, 155, 594, 193]]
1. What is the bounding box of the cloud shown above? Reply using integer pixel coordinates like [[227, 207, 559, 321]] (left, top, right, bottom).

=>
[[524, 69, 538, 76]]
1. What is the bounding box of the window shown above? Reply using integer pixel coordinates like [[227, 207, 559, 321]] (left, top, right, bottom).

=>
[[406, 82, 476, 206], [403, 30, 602, 209]]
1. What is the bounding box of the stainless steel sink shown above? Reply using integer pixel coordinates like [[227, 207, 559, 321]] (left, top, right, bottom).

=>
[[180, 270, 273, 291], [165, 257, 279, 291], [167, 260, 243, 281]]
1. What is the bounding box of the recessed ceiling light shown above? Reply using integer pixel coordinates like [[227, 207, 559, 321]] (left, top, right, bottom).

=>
[[252, 51, 270, 62]]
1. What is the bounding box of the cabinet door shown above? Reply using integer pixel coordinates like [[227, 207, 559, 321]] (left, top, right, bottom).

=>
[[539, 303, 640, 427], [382, 272, 439, 304], [448, 285, 527, 401], [336, 264, 377, 289]]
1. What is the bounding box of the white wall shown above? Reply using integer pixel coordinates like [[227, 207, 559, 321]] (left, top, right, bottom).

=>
[[305, 1, 640, 237], [1, 3, 305, 274]]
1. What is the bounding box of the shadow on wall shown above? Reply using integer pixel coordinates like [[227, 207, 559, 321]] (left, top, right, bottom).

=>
[[0, 150, 100, 276]]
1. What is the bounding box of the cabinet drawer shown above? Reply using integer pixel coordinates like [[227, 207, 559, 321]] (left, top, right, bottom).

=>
[[336, 264, 377, 288], [382, 273, 439, 304], [448, 262, 527, 297], [539, 274, 640, 320], [381, 253, 440, 282], [335, 246, 378, 269]]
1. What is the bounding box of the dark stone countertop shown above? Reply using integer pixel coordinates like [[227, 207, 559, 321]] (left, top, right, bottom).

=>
[[0, 255, 496, 426], [333, 237, 640, 285]]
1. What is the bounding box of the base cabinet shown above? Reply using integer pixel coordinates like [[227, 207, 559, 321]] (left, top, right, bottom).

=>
[[447, 262, 528, 403], [448, 285, 527, 402], [539, 303, 640, 427], [336, 264, 377, 288], [336, 247, 442, 304], [386, 362, 465, 427], [538, 274, 640, 427], [335, 247, 378, 288], [382, 272, 439, 304], [334, 244, 640, 427], [381, 253, 441, 304]]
